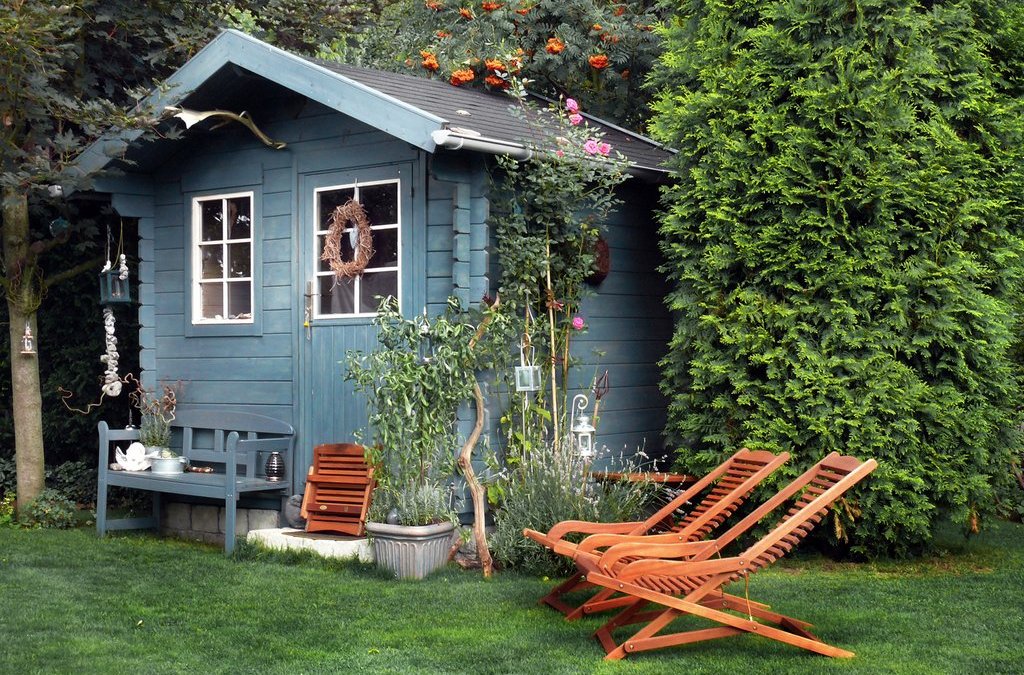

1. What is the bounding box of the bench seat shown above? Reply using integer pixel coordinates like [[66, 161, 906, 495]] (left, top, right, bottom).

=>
[[96, 409, 295, 554]]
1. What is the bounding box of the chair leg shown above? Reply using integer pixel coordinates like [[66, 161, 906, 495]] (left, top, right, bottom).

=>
[[539, 572, 592, 617]]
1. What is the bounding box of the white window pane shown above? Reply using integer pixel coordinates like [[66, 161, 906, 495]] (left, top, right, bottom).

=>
[[200, 244, 223, 279], [201, 283, 224, 319], [320, 275, 354, 315], [200, 200, 222, 241], [227, 281, 252, 319], [359, 271, 397, 313]]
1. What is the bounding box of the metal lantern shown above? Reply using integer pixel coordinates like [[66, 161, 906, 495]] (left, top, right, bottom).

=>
[[99, 268, 132, 305], [20, 322, 36, 356], [570, 394, 596, 459], [514, 342, 541, 392]]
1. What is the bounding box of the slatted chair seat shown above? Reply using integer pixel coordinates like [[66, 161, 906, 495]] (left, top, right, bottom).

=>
[[523, 448, 789, 620], [300, 443, 375, 536], [573, 452, 877, 661]]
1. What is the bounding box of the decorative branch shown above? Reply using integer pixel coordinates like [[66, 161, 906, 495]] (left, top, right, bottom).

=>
[[164, 106, 287, 150]]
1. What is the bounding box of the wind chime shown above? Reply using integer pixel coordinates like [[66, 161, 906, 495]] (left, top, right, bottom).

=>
[[98, 222, 131, 397]]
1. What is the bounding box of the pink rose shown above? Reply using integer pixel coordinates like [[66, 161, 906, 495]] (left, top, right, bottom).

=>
[[572, 316, 585, 330], [597, 142, 611, 156], [583, 139, 600, 155], [569, 113, 583, 126], [565, 98, 579, 113]]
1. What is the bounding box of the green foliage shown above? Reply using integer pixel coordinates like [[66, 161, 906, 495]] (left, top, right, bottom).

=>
[[346, 296, 511, 526], [46, 460, 97, 507], [651, 0, 1024, 556], [0, 492, 14, 527], [18, 488, 77, 529], [490, 441, 656, 575], [355, 0, 665, 128], [0, 457, 15, 497]]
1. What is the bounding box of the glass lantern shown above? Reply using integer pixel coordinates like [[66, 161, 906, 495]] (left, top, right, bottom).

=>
[[572, 414, 596, 459], [514, 342, 541, 392]]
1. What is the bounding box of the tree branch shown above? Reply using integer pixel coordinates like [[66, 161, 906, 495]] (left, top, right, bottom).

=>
[[43, 254, 104, 290]]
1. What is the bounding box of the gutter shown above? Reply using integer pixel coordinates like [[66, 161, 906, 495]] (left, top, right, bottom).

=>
[[430, 129, 668, 178]]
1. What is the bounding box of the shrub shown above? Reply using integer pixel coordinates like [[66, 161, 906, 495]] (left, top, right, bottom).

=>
[[19, 488, 77, 529], [47, 460, 97, 506], [490, 441, 656, 576], [0, 456, 15, 498], [651, 0, 1024, 556], [0, 492, 15, 528]]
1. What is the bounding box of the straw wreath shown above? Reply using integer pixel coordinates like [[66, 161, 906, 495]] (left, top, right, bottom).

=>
[[322, 200, 374, 278]]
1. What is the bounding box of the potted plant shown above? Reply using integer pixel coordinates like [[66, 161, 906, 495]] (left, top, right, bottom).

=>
[[130, 379, 184, 475], [346, 297, 496, 579]]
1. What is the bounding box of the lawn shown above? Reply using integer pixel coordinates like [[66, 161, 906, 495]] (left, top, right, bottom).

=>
[[1, 521, 1022, 674]]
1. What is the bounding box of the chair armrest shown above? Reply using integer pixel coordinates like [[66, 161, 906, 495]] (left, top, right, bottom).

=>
[[596, 538, 722, 570], [614, 554, 747, 582], [577, 531, 713, 555], [546, 519, 644, 542]]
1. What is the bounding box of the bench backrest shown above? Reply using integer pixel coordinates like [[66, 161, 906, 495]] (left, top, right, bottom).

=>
[[172, 409, 295, 479]]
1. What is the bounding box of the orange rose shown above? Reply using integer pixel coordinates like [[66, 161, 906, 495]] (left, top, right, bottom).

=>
[[545, 37, 565, 54], [485, 58, 505, 71], [588, 54, 610, 69], [450, 68, 475, 86], [459, 7, 474, 19]]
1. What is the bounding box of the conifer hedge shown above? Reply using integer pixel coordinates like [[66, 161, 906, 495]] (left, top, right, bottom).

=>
[[650, 0, 1024, 556]]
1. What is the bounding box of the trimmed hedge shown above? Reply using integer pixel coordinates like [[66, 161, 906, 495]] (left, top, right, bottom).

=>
[[651, 0, 1024, 556]]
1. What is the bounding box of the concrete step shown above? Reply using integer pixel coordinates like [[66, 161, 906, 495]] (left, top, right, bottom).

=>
[[247, 527, 373, 562]]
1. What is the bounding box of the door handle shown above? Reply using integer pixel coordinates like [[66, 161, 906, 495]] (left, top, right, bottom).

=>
[[304, 280, 314, 341]]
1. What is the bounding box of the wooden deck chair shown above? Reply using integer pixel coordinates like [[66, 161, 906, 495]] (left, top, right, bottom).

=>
[[523, 448, 789, 620], [300, 443, 375, 536], [574, 452, 876, 660]]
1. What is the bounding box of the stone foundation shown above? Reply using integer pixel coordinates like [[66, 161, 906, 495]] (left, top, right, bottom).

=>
[[161, 502, 279, 545]]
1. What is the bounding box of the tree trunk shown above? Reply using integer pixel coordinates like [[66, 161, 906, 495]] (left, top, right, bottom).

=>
[[2, 186, 45, 514]]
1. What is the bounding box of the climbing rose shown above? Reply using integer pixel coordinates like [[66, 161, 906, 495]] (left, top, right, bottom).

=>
[[565, 98, 579, 113], [583, 139, 600, 155], [588, 54, 610, 69], [450, 68, 475, 86], [545, 37, 565, 54], [569, 113, 583, 126], [597, 142, 611, 156], [572, 316, 585, 330], [555, 150, 565, 158]]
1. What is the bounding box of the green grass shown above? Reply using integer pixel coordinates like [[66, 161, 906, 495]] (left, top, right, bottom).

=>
[[1, 521, 1022, 674]]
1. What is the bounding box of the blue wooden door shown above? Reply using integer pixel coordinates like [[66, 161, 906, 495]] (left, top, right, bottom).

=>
[[298, 163, 417, 471]]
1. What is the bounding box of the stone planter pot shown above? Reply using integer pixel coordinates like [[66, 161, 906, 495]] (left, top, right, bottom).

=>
[[150, 454, 186, 475], [364, 521, 456, 580]]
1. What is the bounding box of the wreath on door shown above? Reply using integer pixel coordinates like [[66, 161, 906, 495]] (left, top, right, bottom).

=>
[[321, 200, 375, 278]]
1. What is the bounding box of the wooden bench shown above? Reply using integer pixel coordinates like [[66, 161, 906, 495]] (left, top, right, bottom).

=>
[[96, 409, 295, 554]]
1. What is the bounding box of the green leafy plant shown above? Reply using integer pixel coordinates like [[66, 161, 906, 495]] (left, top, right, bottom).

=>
[[46, 460, 97, 507], [129, 378, 177, 451], [18, 488, 77, 529], [347, 296, 510, 527]]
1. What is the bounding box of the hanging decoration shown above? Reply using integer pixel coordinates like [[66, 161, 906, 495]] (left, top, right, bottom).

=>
[[100, 306, 121, 397], [321, 200, 374, 279]]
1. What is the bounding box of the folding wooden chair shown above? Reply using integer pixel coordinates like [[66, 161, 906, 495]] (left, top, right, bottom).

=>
[[524, 448, 789, 619], [300, 443, 375, 535], [575, 452, 876, 660]]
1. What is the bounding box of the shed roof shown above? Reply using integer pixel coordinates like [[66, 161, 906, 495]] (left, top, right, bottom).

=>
[[76, 30, 673, 182]]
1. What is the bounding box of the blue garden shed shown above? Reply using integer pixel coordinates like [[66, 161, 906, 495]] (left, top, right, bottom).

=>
[[81, 30, 675, 512]]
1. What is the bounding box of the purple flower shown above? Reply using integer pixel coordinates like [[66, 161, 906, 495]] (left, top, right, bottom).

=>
[[597, 141, 611, 156], [583, 139, 600, 155], [572, 316, 585, 330], [565, 98, 579, 113], [569, 113, 583, 126]]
